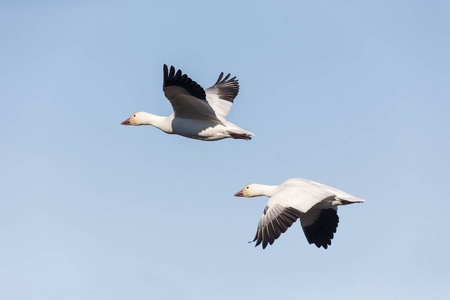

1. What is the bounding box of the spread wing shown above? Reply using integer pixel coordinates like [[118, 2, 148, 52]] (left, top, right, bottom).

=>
[[252, 204, 302, 249], [205, 72, 239, 122], [162, 65, 221, 123], [300, 208, 339, 249]]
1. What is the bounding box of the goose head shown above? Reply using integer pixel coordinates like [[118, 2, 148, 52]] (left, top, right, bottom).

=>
[[121, 112, 146, 126], [234, 184, 264, 197]]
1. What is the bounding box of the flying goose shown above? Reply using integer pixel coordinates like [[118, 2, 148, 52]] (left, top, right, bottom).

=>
[[121, 65, 255, 141], [234, 178, 366, 249]]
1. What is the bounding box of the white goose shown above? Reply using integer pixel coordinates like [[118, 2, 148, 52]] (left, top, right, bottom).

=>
[[234, 178, 366, 249], [121, 65, 255, 141]]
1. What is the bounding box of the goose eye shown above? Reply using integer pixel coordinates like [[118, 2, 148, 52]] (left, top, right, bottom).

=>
[[246, 187, 249, 189], [133, 114, 136, 117]]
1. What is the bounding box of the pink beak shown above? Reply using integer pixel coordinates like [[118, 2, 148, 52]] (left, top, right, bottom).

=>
[[234, 189, 244, 197], [121, 118, 131, 125]]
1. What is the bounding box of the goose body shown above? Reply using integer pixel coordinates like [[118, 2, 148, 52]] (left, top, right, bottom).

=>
[[121, 65, 255, 141], [234, 178, 366, 249]]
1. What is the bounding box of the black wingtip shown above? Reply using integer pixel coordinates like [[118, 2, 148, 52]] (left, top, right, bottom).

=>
[[303, 208, 339, 249], [169, 66, 175, 78], [215, 72, 224, 85], [162, 65, 206, 100], [223, 73, 231, 82], [163, 65, 169, 86], [210, 71, 240, 103]]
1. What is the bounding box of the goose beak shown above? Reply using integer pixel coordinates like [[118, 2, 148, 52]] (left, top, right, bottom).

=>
[[234, 189, 244, 197], [121, 118, 131, 125]]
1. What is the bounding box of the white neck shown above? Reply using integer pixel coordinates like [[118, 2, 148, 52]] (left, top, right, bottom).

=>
[[251, 184, 282, 197], [138, 112, 173, 133]]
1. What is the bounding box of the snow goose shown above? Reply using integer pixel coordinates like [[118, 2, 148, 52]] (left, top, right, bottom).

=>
[[121, 65, 255, 141], [234, 178, 366, 249]]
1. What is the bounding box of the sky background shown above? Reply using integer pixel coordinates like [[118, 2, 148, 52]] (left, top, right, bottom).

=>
[[1, 0, 449, 299]]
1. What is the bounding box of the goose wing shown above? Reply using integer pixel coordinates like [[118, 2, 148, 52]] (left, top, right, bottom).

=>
[[205, 72, 239, 122], [162, 65, 221, 123], [300, 208, 339, 249]]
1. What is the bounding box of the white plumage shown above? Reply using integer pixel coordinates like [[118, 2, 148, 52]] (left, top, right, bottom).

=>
[[121, 65, 255, 141], [234, 178, 366, 249]]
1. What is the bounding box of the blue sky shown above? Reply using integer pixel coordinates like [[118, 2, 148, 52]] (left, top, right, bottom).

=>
[[1, 0, 449, 299]]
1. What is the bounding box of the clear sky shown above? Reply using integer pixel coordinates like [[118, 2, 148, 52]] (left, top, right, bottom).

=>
[[1, 0, 449, 299]]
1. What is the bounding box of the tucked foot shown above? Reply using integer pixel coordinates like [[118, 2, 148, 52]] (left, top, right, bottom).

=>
[[230, 133, 252, 140]]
